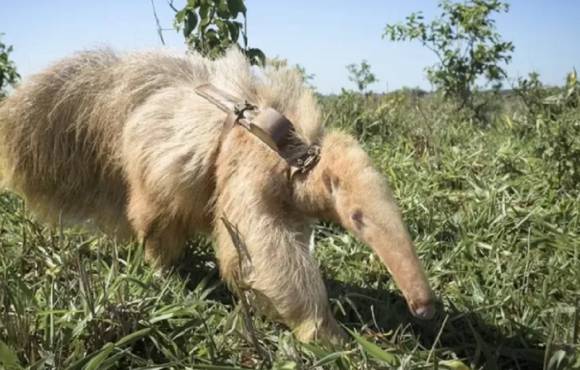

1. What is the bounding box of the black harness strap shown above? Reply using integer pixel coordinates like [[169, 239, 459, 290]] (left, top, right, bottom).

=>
[[195, 83, 320, 175]]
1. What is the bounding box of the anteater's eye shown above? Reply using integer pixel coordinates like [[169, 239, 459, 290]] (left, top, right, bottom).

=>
[[351, 209, 364, 229]]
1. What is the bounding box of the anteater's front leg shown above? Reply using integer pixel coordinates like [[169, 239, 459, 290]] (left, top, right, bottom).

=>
[[213, 178, 343, 342], [214, 214, 343, 342]]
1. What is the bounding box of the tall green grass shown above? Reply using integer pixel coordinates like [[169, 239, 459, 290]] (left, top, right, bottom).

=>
[[0, 89, 578, 369]]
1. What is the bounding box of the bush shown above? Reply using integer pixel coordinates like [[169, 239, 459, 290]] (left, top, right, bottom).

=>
[[384, 0, 514, 111], [346, 60, 378, 95]]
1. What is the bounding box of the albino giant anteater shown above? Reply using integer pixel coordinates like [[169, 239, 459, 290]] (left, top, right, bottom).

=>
[[0, 48, 435, 342]]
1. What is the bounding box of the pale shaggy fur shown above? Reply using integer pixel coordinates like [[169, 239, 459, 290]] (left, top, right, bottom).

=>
[[0, 48, 434, 342]]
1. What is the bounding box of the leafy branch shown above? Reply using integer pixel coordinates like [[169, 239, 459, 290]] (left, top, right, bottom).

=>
[[173, 0, 265, 65]]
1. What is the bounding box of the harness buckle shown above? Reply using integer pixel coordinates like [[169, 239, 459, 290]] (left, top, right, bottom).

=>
[[233, 101, 257, 121]]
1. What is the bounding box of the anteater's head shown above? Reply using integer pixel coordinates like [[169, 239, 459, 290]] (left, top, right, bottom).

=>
[[293, 131, 436, 320]]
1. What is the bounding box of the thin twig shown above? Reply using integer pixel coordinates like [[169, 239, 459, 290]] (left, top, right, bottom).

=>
[[426, 313, 449, 364], [167, 0, 179, 13], [150, 0, 166, 46], [220, 215, 271, 366]]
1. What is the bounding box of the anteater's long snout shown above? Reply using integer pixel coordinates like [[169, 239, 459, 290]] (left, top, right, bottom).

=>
[[334, 196, 436, 319], [363, 223, 436, 320]]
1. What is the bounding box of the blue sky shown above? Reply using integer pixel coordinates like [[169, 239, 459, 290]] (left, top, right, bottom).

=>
[[1, 1, 579, 94]]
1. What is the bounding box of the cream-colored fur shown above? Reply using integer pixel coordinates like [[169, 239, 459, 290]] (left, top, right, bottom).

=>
[[0, 48, 434, 342]]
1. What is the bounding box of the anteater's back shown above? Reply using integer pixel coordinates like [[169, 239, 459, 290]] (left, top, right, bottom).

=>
[[0, 48, 323, 235]]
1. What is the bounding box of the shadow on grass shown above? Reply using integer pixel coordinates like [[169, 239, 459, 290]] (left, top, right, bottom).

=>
[[177, 244, 548, 370], [176, 240, 234, 304], [325, 278, 547, 370]]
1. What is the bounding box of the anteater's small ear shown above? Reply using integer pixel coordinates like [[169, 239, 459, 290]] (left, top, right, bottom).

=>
[[322, 168, 340, 195]]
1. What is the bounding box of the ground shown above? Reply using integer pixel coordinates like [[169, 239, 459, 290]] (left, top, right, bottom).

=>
[[0, 91, 578, 369]]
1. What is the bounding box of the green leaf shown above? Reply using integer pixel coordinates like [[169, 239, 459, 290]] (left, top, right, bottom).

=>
[[0, 341, 23, 370], [439, 359, 472, 370], [184, 11, 199, 38], [300, 342, 332, 359], [199, 2, 212, 27], [226, 21, 241, 42], [205, 29, 220, 48], [216, 0, 231, 18], [215, 19, 230, 39], [246, 48, 265, 66], [345, 327, 399, 366], [311, 351, 349, 367], [115, 327, 152, 347], [175, 9, 187, 24], [227, 0, 246, 17], [83, 342, 114, 370]]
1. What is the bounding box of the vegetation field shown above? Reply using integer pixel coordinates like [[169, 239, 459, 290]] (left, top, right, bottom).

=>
[[1, 86, 578, 369]]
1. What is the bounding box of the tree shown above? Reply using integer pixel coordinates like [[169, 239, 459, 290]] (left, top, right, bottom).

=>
[[384, 0, 514, 108], [0, 34, 19, 98], [172, 0, 265, 65], [346, 60, 378, 94]]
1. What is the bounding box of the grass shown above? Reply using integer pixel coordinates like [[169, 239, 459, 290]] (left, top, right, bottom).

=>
[[0, 90, 579, 369]]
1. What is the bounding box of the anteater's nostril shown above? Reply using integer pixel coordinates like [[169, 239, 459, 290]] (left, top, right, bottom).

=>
[[412, 303, 436, 320]]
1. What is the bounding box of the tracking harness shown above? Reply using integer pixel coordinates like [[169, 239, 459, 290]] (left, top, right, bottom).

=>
[[195, 84, 320, 176]]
